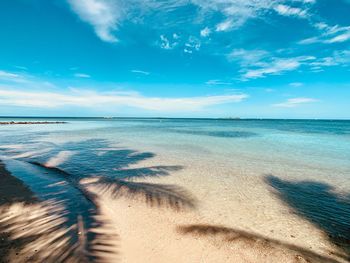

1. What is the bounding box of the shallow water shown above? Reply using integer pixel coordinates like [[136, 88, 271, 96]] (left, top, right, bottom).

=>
[[1, 118, 350, 259]]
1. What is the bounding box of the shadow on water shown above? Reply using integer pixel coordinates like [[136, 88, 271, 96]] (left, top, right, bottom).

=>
[[177, 224, 341, 263], [15, 138, 182, 179], [27, 138, 196, 210], [0, 138, 196, 262], [265, 175, 350, 261]]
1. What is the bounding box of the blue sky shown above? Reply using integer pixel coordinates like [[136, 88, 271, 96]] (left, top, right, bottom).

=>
[[0, 0, 349, 118]]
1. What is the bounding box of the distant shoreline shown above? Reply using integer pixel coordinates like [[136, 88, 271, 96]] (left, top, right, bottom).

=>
[[0, 117, 349, 121], [0, 121, 67, 125]]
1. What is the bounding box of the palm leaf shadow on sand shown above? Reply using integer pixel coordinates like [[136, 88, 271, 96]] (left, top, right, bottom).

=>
[[26, 138, 197, 211], [0, 160, 119, 263], [88, 178, 196, 211], [177, 224, 341, 263], [0, 138, 196, 262], [265, 175, 350, 261]]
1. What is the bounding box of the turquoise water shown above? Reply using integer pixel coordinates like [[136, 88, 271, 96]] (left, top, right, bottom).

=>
[[1, 118, 349, 175], [1, 118, 350, 255]]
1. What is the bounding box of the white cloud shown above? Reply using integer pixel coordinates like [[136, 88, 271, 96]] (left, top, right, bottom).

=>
[[67, 0, 288, 43], [274, 4, 308, 18], [325, 31, 350, 43], [230, 47, 349, 79], [216, 19, 234, 32], [228, 46, 350, 79], [310, 50, 350, 67], [241, 56, 315, 80], [160, 34, 201, 53], [314, 22, 328, 30], [289, 82, 303, 87], [205, 79, 231, 85], [201, 0, 278, 31], [0, 70, 20, 79], [131, 70, 150, 75], [67, 0, 120, 43], [243, 59, 300, 79], [273, 97, 318, 107], [184, 36, 201, 53], [298, 36, 318, 44], [299, 23, 350, 44], [200, 27, 211, 37], [0, 70, 76, 88], [159, 35, 178, 50], [228, 49, 269, 66], [74, 73, 91, 78], [0, 88, 248, 112], [0, 70, 30, 84], [228, 49, 320, 80], [13, 66, 28, 71]]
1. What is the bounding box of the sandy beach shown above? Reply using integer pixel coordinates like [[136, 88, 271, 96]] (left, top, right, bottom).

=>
[[1, 157, 348, 263]]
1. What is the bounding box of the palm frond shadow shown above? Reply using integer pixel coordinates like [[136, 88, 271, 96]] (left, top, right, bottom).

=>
[[24, 138, 196, 211], [0, 138, 196, 262], [265, 175, 350, 261], [0, 161, 119, 263], [0, 200, 119, 263], [87, 178, 196, 211], [1, 201, 83, 262], [178, 224, 341, 263]]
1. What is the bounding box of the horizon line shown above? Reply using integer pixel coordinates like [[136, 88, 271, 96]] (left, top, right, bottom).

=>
[[0, 116, 349, 121]]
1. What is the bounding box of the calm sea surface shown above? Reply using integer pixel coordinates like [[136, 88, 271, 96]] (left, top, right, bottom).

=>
[[1, 118, 349, 175]]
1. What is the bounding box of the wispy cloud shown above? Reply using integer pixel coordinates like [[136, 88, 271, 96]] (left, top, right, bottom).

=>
[[13, 65, 28, 71], [326, 30, 350, 43], [0, 70, 20, 79], [200, 27, 211, 37], [228, 49, 269, 66], [299, 23, 350, 44], [0, 70, 29, 83], [243, 59, 300, 79], [66, 0, 302, 43], [228, 46, 350, 80], [131, 70, 150, 75], [67, 0, 120, 43], [184, 36, 201, 53], [289, 82, 303, 87], [273, 97, 318, 107], [241, 56, 315, 80], [0, 87, 248, 112], [159, 35, 178, 50], [274, 4, 308, 18], [205, 79, 231, 85], [309, 50, 350, 70], [208, 0, 280, 31], [74, 73, 91, 78], [216, 19, 234, 32]]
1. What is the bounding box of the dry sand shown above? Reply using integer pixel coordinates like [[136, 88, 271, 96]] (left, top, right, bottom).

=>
[[0, 160, 347, 263]]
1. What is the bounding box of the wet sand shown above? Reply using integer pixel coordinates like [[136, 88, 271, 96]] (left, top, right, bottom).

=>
[[1, 159, 347, 263]]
